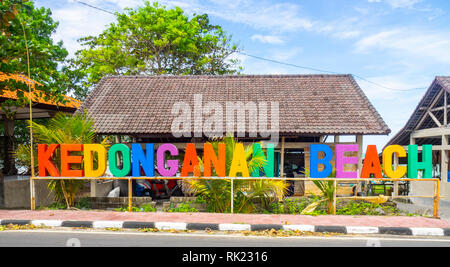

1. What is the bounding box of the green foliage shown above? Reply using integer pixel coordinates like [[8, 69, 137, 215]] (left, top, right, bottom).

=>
[[47, 202, 67, 210], [311, 179, 336, 214], [194, 195, 207, 204], [270, 198, 312, 214], [167, 202, 199, 213], [266, 198, 400, 216], [114, 203, 156, 212], [70, 1, 241, 100], [76, 197, 91, 210], [46, 197, 91, 210], [336, 201, 400, 216], [301, 168, 336, 214], [0, 0, 27, 33], [14, 112, 108, 208], [186, 136, 288, 213], [1, 0, 75, 112]]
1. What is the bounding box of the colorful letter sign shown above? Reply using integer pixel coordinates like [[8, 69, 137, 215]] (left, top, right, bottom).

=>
[[36, 142, 436, 179], [360, 145, 382, 178]]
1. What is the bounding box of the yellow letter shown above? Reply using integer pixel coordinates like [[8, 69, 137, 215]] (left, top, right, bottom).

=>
[[229, 143, 250, 177], [84, 144, 107, 177], [382, 145, 407, 178]]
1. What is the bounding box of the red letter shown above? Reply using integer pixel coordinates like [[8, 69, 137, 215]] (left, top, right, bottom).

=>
[[38, 144, 60, 177], [361, 145, 383, 178], [181, 143, 200, 177], [60, 144, 84, 177]]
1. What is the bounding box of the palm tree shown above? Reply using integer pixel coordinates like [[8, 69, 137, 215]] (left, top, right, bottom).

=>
[[15, 112, 108, 208], [186, 136, 288, 213], [300, 168, 336, 214]]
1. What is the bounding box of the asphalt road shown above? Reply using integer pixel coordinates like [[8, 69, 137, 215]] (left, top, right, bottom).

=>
[[0, 230, 449, 247]]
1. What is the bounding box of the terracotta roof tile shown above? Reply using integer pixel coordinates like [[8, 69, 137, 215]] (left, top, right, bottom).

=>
[[79, 74, 390, 136], [0, 72, 81, 109]]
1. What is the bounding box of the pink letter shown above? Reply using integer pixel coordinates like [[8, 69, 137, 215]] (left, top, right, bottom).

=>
[[335, 144, 359, 178], [157, 144, 179, 176]]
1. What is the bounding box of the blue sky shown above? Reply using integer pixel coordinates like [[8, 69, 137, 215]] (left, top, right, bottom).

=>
[[35, 0, 450, 150]]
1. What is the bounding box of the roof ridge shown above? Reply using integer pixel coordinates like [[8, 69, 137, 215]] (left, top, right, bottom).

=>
[[102, 74, 352, 79], [347, 75, 391, 135]]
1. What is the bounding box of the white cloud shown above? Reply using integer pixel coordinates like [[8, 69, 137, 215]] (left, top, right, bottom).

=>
[[356, 74, 426, 101], [357, 74, 429, 149], [50, 4, 116, 57], [332, 30, 361, 40], [269, 48, 303, 62], [368, 0, 422, 8], [385, 0, 422, 8], [354, 29, 450, 64], [158, 0, 314, 33], [251, 34, 284, 44]]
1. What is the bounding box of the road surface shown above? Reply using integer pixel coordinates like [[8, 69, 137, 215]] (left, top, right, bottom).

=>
[[0, 230, 449, 247]]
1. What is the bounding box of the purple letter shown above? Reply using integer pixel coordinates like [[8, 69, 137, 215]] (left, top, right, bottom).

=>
[[157, 144, 179, 177], [335, 144, 359, 178]]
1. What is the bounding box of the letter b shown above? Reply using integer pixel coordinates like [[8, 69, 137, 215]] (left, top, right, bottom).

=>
[[310, 144, 333, 178]]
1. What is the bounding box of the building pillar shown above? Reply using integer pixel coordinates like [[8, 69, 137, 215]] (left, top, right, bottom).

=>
[[334, 135, 340, 143], [356, 135, 363, 176], [0, 172, 4, 208], [280, 136, 285, 177], [356, 135, 364, 194], [442, 135, 448, 183], [410, 135, 416, 145], [3, 118, 17, 175], [393, 153, 399, 197]]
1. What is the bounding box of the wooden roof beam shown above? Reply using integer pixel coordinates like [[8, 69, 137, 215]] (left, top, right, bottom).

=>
[[411, 127, 450, 139]]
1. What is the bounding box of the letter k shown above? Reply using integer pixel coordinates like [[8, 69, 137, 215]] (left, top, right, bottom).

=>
[[38, 144, 61, 177]]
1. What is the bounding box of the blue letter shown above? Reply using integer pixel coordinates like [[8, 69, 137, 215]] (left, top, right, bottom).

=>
[[310, 144, 333, 178], [132, 144, 154, 177]]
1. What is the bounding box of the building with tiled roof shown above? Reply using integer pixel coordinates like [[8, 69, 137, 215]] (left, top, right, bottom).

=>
[[81, 74, 389, 136], [386, 76, 450, 202], [0, 72, 81, 119], [0, 72, 81, 176]]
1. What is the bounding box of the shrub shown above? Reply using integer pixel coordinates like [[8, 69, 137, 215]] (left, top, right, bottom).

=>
[[167, 202, 199, 213]]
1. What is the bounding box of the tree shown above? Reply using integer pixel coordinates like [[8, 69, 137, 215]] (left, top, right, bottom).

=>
[[1, 0, 76, 175], [0, 0, 21, 33], [185, 136, 288, 213], [71, 1, 241, 100], [0, 0, 72, 112], [15, 112, 109, 208]]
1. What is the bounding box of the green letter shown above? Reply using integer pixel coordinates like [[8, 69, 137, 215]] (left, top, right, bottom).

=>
[[408, 145, 433, 178], [108, 144, 131, 177], [252, 143, 274, 177]]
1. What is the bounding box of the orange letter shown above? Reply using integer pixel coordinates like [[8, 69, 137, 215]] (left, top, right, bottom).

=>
[[60, 144, 84, 177], [361, 145, 383, 178], [181, 143, 200, 177], [204, 143, 225, 177], [38, 144, 60, 177]]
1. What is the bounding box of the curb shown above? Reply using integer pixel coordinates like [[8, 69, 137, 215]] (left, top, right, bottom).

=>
[[1, 219, 449, 237]]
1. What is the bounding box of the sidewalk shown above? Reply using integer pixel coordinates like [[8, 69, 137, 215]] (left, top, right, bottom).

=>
[[1, 209, 450, 236], [395, 199, 450, 220]]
